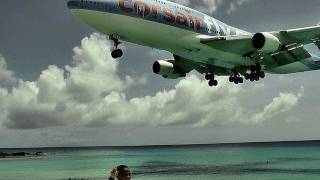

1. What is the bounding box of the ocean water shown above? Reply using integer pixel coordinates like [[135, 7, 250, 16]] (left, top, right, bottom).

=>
[[1, 141, 320, 180]]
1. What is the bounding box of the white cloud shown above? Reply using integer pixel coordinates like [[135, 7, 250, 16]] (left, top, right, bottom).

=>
[[247, 87, 304, 124], [0, 33, 145, 129], [169, 0, 253, 15], [0, 33, 303, 130], [227, 0, 251, 15], [0, 54, 17, 87], [169, 0, 223, 14]]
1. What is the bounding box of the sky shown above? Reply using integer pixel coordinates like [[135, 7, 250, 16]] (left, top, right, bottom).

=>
[[1, 0, 320, 148]]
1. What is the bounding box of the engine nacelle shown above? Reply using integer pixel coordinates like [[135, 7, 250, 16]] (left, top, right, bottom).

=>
[[152, 60, 186, 79], [252, 32, 281, 53]]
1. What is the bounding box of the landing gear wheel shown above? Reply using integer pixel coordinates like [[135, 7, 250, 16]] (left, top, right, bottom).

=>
[[244, 73, 250, 80], [213, 80, 218, 86], [247, 63, 265, 82], [249, 75, 255, 82], [238, 77, 244, 84], [206, 73, 218, 87], [254, 74, 260, 81], [109, 34, 123, 59], [205, 74, 210, 80], [234, 77, 243, 84], [259, 71, 265, 78], [208, 80, 218, 87], [205, 73, 214, 80], [229, 76, 234, 82], [111, 49, 123, 58]]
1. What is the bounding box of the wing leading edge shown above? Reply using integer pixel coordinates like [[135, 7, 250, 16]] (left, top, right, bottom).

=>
[[274, 25, 320, 45], [199, 25, 320, 70], [200, 25, 320, 55]]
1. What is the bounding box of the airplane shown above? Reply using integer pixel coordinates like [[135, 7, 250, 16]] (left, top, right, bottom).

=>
[[67, 0, 320, 87]]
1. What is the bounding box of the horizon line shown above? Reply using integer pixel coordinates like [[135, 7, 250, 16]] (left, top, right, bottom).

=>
[[1, 139, 320, 150]]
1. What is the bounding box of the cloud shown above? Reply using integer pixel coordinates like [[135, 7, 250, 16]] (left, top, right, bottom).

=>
[[169, 0, 223, 14], [0, 55, 17, 88], [169, 0, 253, 15], [227, 0, 251, 15], [0, 33, 303, 130], [0, 33, 144, 129], [247, 88, 304, 124]]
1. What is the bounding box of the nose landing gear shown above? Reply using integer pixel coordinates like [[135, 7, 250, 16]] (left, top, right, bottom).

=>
[[109, 35, 123, 59], [111, 49, 123, 59]]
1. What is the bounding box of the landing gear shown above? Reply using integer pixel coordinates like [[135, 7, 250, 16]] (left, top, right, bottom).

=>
[[109, 34, 123, 59], [245, 63, 265, 82], [227, 63, 265, 85], [111, 49, 123, 59], [208, 79, 218, 87], [259, 71, 265, 78], [205, 73, 218, 87], [229, 73, 244, 85]]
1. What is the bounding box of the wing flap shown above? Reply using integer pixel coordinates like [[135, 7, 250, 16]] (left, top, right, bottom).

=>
[[264, 44, 312, 70]]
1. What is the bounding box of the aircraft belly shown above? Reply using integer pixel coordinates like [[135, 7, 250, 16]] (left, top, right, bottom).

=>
[[71, 9, 193, 51], [71, 9, 250, 67]]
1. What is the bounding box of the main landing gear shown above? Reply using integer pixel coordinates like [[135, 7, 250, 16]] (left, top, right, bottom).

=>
[[244, 64, 265, 82], [229, 73, 244, 84], [205, 73, 218, 87], [109, 35, 123, 59], [228, 63, 265, 86]]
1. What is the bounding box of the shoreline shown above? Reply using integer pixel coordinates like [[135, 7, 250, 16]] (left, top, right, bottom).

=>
[[1, 140, 320, 150], [0, 151, 46, 158]]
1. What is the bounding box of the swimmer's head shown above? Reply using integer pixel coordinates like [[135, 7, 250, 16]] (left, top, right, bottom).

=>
[[117, 165, 131, 180]]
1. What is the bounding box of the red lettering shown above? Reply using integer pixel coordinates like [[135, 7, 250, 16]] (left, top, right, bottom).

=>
[[195, 17, 202, 31], [151, 4, 160, 18], [176, 12, 188, 27], [163, 8, 175, 23], [119, 0, 132, 13], [134, 0, 150, 17]]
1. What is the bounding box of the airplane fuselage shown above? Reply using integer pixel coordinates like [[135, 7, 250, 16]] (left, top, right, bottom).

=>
[[68, 0, 320, 80], [68, 0, 252, 68]]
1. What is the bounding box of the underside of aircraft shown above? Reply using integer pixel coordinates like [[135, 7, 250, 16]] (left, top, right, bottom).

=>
[[68, 0, 320, 87]]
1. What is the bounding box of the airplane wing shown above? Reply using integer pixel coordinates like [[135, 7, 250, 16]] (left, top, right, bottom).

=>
[[200, 25, 320, 55], [199, 25, 320, 68], [272, 25, 320, 45]]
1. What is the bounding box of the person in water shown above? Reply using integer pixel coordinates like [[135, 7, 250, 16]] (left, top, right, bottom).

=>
[[109, 165, 131, 180]]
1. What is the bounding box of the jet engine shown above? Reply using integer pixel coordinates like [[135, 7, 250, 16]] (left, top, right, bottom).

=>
[[252, 32, 281, 53], [152, 60, 186, 79]]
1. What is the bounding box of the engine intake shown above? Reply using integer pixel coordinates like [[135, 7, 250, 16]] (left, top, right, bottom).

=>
[[152, 60, 186, 79], [252, 32, 281, 53]]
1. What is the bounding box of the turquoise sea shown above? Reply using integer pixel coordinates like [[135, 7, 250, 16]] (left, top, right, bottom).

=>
[[1, 141, 320, 180]]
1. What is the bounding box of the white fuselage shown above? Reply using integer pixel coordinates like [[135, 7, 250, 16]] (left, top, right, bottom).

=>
[[68, 0, 320, 74], [68, 0, 252, 69]]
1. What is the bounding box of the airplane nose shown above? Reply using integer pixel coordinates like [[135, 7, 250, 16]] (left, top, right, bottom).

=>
[[67, 0, 80, 9]]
